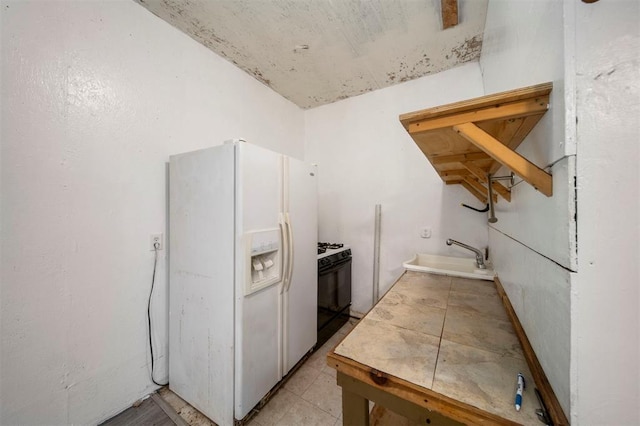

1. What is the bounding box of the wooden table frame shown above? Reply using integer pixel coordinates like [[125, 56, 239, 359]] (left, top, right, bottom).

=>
[[338, 370, 464, 426], [329, 353, 518, 426], [327, 276, 569, 426]]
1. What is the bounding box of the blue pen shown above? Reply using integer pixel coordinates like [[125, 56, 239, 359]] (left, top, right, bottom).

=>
[[515, 373, 525, 411]]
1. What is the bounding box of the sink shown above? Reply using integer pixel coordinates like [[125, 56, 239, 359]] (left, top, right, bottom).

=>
[[402, 254, 496, 281]]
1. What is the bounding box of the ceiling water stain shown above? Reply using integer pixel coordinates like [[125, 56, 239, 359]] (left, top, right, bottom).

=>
[[134, 0, 489, 109], [250, 68, 271, 87], [191, 21, 228, 47], [450, 34, 483, 63], [392, 54, 433, 84]]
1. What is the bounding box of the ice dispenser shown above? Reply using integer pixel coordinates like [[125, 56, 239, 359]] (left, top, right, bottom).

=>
[[245, 229, 281, 295]]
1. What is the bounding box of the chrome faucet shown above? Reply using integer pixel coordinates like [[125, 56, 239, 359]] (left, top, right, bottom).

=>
[[446, 239, 486, 269]]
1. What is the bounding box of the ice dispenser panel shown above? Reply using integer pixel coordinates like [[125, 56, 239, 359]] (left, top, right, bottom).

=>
[[245, 228, 281, 295]]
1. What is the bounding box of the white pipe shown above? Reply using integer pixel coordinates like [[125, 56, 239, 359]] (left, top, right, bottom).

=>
[[372, 204, 381, 306]]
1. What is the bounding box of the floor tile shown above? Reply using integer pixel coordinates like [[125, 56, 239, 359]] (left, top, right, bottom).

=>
[[337, 317, 359, 335], [306, 334, 340, 372], [277, 398, 337, 426], [305, 347, 330, 371], [251, 388, 299, 426], [432, 340, 538, 425], [158, 388, 189, 414], [284, 364, 322, 396], [334, 318, 440, 389], [177, 404, 215, 425], [307, 337, 340, 378], [99, 397, 174, 426], [442, 308, 523, 358], [245, 416, 264, 426], [325, 330, 348, 350], [321, 362, 337, 378], [301, 372, 342, 417]]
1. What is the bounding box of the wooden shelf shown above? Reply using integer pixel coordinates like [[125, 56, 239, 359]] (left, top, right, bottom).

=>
[[399, 82, 553, 201]]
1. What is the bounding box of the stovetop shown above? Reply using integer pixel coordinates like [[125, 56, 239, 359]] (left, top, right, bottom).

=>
[[318, 242, 350, 259], [318, 242, 343, 253]]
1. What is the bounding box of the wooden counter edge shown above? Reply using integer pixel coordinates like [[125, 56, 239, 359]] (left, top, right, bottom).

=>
[[326, 351, 521, 426], [494, 276, 570, 426]]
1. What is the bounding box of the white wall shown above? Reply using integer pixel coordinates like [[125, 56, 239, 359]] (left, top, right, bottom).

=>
[[573, 1, 640, 424], [0, 2, 303, 424], [482, 1, 640, 424], [480, 0, 574, 416], [305, 62, 488, 315]]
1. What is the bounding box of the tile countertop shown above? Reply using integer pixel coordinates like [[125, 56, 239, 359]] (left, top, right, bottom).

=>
[[333, 271, 540, 425]]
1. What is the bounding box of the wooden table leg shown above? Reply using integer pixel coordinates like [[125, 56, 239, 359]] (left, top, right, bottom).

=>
[[342, 387, 369, 426]]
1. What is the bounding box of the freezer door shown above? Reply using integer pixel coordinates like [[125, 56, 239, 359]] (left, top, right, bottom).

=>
[[234, 142, 283, 420], [283, 157, 318, 373], [169, 145, 236, 426]]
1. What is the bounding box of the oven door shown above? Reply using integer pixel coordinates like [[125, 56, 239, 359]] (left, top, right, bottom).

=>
[[317, 257, 351, 329]]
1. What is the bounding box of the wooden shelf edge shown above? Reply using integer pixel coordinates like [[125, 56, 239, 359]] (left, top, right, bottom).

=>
[[399, 82, 553, 127], [407, 98, 549, 135], [494, 277, 570, 426]]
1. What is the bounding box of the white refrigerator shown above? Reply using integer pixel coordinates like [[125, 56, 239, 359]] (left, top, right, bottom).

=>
[[168, 140, 318, 426]]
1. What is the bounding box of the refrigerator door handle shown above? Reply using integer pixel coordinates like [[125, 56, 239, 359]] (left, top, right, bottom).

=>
[[285, 212, 294, 292], [279, 213, 289, 294]]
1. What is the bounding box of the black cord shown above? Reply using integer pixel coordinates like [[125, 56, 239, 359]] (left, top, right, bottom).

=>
[[461, 203, 490, 212], [148, 243, 168, 386]]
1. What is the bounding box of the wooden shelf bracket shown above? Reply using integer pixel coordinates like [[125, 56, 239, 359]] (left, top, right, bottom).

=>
[[461, 162, 511, 202], [454, 123, 552, 196], [399, 82, 554, 200]]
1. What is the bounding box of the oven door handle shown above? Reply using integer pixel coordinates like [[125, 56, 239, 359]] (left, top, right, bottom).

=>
[[318, 257, 352, 275]]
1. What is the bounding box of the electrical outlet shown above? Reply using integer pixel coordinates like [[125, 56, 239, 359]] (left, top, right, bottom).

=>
[[420, 227, 432, 239], [151, 234, 163, 251]]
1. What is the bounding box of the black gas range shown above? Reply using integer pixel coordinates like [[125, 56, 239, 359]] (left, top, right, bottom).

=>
[[316, 242, 352, 347], [317, 242, 344, 255]]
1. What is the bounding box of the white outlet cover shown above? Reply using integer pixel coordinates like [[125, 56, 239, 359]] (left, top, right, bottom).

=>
[[420, 227, 432, 238], [151, 234, 163, 250]]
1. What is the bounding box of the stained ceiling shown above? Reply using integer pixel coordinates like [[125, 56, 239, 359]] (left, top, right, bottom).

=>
[[136, 0, 488, 109]]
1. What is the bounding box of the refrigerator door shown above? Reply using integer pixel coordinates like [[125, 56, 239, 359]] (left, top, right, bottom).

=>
[[169, 145, 236, 426], [282, 157, 318, 374], [234, 142, 284, 420]]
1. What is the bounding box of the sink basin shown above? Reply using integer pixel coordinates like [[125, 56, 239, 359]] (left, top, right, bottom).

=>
[[402, 254, 496, 281]]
